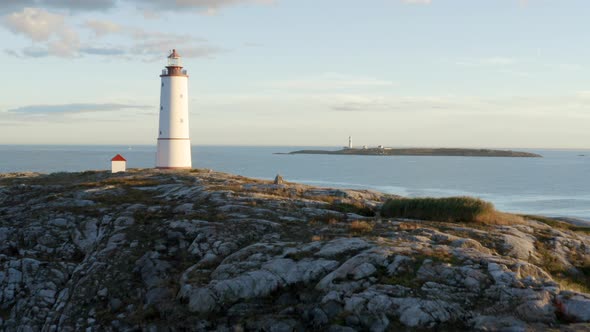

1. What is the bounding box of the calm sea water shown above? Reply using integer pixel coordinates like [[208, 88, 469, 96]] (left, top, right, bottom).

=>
[[1, 145, 589, 223]]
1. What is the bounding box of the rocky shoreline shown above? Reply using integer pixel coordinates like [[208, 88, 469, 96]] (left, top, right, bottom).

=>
[[0, 169, 589, 331]]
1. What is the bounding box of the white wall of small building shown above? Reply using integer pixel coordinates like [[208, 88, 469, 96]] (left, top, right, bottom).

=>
[[111, 161, 126, 173]]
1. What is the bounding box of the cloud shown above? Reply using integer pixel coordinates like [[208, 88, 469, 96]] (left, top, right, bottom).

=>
[[126, 28, 224, 61], [79, 47, 125, 55], [1, 7, 80, 57], [0, 0, 116, 14], [20, 46, 49, 58], [85, 19, 122, 37], [136, 0, 274, 12], [0, 0, 271, 14], [2, 10, 223, 60], [401, 0, 432, 4], [329, 96, 468, 113], [5, 103, 150, 116], [44, 0, 116, 10], [270, 73, 397, 92], [326, 93, 590, 119], [2, 7, 65, 41]]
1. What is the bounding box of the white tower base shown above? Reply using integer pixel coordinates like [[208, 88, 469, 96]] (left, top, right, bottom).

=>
[[156, 139, 192, 169]]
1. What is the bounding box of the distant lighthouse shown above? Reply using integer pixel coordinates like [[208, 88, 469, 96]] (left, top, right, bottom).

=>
[[348, 136, 353, 149], [156, 49, 192, 169]]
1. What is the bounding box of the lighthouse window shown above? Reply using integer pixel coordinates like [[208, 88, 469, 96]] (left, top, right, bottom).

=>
[[160, 106, 163, 111], [180, 118, 184, 123], [161, 82, 164, 87], [180, 94, 183, 98]]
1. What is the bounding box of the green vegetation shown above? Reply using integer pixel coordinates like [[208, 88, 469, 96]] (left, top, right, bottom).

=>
[[381, 196, 523, 225], [328, 202, 376, 217]]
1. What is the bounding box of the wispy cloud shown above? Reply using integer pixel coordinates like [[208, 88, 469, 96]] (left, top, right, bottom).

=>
[[79, 47, 125, 56], [328, 93, 590, 118], [2, 7, 65, 41], [1, 7, 80, 57], [268, 73, 397, 92], [1, 0, 264, 60], [0, 0, 116, 14], [329, 96, 472, 113], [134, 0, 275, 12], [2, 12, 225, 60], [85, 19, 122, 37], [0, 0, 272, 14], [401, 0, 432, 4], [5, 103, 150, 116]]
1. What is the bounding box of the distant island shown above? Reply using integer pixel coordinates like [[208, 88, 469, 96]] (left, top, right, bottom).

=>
[[283, 147, 542, 158]]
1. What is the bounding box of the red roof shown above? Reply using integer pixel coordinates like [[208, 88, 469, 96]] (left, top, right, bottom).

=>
[[111, 154, 127, 162]]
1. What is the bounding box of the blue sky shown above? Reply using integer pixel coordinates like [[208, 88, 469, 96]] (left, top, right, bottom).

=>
[[0, 0, 589, 148]]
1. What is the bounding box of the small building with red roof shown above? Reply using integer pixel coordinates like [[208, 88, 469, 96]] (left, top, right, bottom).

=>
[[111, 154, 127, 173]]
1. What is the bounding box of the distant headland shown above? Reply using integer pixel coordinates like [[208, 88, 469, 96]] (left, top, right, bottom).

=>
[[283, 147, 542, 158]]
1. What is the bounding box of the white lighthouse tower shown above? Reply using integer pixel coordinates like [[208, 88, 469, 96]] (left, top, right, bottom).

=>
[[156, 49, 192, 169]]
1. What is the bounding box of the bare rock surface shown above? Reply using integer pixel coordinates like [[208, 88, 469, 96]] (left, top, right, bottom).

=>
[[0, 169, 589, 331]]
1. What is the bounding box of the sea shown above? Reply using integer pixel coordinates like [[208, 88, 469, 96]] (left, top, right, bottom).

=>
[[1, 145, 589, 224]]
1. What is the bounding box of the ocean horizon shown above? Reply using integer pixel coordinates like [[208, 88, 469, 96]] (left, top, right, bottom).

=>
[[2, 144, 589, 224]]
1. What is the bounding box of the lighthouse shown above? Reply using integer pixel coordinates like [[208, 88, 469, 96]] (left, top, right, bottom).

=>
[[156, 49, 192, 169]]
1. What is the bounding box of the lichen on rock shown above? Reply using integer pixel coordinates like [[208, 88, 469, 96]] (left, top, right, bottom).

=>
[[0, 169, 589, 331]]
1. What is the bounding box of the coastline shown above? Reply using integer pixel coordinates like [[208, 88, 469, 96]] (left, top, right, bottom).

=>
[[1, 169, 588, 227], [1, 168, 590, 330], [284, 147, 542, 158]]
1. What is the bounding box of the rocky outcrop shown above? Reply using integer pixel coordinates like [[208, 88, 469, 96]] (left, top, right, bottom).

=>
[[0, 169, 589, 331]]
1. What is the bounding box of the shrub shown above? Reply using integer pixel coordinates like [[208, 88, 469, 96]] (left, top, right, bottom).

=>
[[381, 196, 521, 225]]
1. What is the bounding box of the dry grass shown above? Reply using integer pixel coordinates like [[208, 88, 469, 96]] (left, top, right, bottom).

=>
[[311, 195, 337, 204], [556, 277, 590, 294], [81, 176, 160, 188], [524, 214, 590, 234], [349, 220, 374, 234], [325, 218, 340, 225], [474, 211, 525, 225], [397, 222, 421, 231]]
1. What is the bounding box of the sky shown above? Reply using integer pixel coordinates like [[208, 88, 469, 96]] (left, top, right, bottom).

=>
[[0, 0, 589, 148]]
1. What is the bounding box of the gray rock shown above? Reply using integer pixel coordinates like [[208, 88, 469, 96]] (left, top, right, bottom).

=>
[[469, 315, 527, 332], [48, 218, 68, 227], [2, 169, 590, 331], [316, 238, 371, 258], [557, 292, 590, 322], [501, 228, 536, 260], [109, 298, 123, 312]]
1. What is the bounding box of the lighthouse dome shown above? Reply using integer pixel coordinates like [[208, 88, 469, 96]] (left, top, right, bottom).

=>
[[167, 49, 182, 67]]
